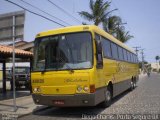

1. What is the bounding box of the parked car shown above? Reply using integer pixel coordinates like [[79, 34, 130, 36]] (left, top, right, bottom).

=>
[[14, 66, 30, 89]]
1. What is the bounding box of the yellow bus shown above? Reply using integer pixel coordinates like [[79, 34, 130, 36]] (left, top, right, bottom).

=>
[[31, 25, 139, 107]]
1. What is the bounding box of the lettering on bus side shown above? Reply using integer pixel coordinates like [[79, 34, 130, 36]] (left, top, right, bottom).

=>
[[64, 79, 87, 83], [117, 63, 130, 73], [32, 79, 44, 83]]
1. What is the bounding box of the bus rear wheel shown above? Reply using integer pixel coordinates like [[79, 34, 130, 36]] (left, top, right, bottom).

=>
[[101, 87, 112, 108], [133, 78, 136, 89], [130, 80, 134, 90]]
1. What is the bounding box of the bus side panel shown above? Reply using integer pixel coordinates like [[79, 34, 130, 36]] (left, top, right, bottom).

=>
[[113, 61, 139, 97]]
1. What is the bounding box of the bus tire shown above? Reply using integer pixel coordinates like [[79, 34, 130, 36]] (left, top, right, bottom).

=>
[[101, 86, 112, 108], [130, 80, 134, 91], [133, 77, 136, 89]]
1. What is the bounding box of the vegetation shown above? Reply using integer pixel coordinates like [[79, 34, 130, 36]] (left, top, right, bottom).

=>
[[79, 0, 133, 43], [139, 61, 148, 69], [79, 0, 111, 26], [155, 56, 160, 62], [155, 56, 160, 73], [116, 27, 134, 43], [103, 15, 121, 35]]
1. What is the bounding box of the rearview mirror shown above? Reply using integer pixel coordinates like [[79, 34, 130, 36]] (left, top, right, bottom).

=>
[[95, 40, 103, 69]]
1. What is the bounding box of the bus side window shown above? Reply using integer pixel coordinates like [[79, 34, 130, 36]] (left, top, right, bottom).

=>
[[131, 53, 135, 63], [111, 42, 118, 60], [127, 51, 131, 62], [101, 37, 112, 58], [118, 46, 124, 61], [123, 49, 128, 61]]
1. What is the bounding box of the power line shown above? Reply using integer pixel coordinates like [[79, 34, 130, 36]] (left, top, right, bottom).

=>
[[47, 0, 81, 24], [111, 1, 133, 33], [19, 0, 71, 26], [4, 0, 66, 27]]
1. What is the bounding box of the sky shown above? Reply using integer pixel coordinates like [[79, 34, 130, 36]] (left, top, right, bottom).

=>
[[0, 0, 160, 63]]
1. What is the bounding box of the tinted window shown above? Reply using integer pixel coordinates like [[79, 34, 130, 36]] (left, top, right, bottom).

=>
[[102, 38, 112, 58], [134, 54, 138, 63], [131, 53, 133, 62], [132, 53, 135, 63], [111, 43, 118, 59], [123, 49, 127, 61], [118, 46, 124, 60], [127, 51, 131, 62], [95, 33, 100, 41]]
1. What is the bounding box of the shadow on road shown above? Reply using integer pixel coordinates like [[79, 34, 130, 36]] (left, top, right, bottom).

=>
[[112, 88, 133, 104], [32, 89, 133, 118]]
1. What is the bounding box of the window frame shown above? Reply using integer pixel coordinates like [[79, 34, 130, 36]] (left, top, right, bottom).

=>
[[118, 46, 124, 61], [111, 42, 119, 60], [94, 33, 138, 63], [101, 37, 112, 59]]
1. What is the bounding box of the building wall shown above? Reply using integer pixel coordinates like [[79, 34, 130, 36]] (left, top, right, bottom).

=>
[[151, 62, 160, 70], [0, 10, 25, 44]]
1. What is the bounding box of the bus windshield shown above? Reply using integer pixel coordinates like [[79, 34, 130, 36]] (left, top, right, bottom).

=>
[[33, 32, 93, 71]]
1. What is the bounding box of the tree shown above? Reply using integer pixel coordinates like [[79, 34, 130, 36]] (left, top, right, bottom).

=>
[[155, 56, 159, 62], [79, 0, 112, 26], [155, 56, 160, 71], [103, 15, 122, 35], [116, 26, 134, 43], [79, 0, 133, 43]]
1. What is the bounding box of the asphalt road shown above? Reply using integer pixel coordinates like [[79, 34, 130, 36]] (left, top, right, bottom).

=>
[[19, 73, 160, 120]]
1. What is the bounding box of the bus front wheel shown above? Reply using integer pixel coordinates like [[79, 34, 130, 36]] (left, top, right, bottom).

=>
[[130, 77, 136, 90], [101, 87, 112, 108]]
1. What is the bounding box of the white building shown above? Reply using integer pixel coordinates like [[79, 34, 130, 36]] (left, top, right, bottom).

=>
[[151, 62, 160, 71]]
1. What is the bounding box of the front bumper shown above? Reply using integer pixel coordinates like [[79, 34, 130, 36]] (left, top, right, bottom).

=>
[[32, 93, 96, 107]]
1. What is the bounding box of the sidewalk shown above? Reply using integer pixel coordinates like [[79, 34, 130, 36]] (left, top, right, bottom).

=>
[[0, 92, 46, 118]]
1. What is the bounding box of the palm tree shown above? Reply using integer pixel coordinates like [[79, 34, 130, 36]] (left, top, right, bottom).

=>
[[103, 15, 133, 43], [79, 0, 113, 26], [155, 56, 159, 62], [116, 27, 134, 43], [103, 15, 122, 35], [79, 0, 133, 43]]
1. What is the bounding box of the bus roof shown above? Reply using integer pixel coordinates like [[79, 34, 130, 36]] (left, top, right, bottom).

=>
[[36, 25, 136, 54]]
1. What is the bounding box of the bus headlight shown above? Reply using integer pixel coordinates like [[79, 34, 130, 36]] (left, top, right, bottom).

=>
[[33, 88, 38, 92], [83, 86, 89, 92], [37, 87, 41, 92], [77, 86, 82, 92], [33, 87, 41, 93]]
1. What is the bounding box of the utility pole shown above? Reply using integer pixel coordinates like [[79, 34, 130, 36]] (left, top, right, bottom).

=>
[[133, 46, 141, 63], [133, 46, 141, 56], [140, 49, 145, 73], [12, 15, 17, 112]]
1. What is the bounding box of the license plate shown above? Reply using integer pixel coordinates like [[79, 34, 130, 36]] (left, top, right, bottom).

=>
[[19, 81, 25, 84], [53, 100, 64, 105]]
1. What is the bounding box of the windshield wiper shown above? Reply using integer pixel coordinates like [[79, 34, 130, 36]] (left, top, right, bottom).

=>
[[57, 56, 74, 73]]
